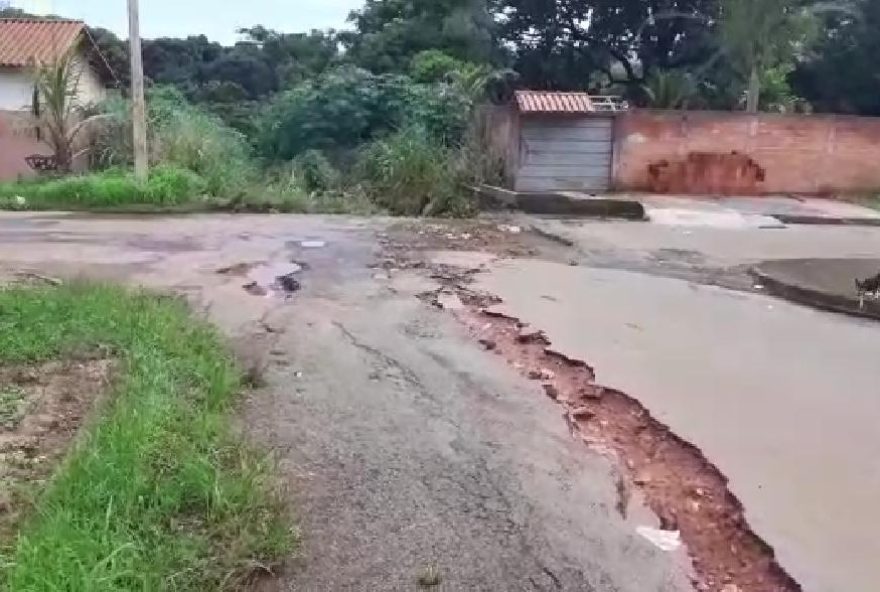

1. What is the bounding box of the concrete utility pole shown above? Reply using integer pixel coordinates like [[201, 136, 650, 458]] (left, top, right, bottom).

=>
[[128, 0, 149, 181]]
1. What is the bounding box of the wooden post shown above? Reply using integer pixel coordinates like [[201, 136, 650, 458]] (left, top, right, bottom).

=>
[[128, 0, 148, 181]]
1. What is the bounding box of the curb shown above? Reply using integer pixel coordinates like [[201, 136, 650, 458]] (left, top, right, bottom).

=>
[[474, 185, 646, 220], [750, 268, 880, 321], [772, 214, 880, 227]]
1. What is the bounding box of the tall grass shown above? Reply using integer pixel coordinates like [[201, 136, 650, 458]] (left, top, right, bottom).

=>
[[91, 88, 258, 197], [0, 167, 208, 209], [0, 283, 292, 590], [357, 126, 475, 217]]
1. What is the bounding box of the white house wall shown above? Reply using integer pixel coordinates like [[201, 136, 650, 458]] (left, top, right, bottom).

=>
[[0, 67, 37, 111], [0, 50, 107, 112]]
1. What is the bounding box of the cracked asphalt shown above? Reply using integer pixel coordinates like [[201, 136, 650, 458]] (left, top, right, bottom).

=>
[[0, 213, 690, 592]]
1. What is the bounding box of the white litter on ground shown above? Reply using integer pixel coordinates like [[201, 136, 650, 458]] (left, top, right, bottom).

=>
[[636, 526, 683, 552], [497, 224, 522, 234]]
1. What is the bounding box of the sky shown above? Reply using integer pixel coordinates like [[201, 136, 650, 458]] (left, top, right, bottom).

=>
[[9, 0, 365, 43]]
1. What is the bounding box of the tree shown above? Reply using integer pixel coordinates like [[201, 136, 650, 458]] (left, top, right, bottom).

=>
[[142, 36, 224, 91], [717, 0, 817, 112], [791, 0, 879, 114], [87, 27, 130, 88], [32, 49, 107, 172], [639, 70, 699, 108], [237, 27, 340, 86], [202, 44, 277, 98], [256, 66, 474, 160], [496, 0, 718, 91], [342, 0, 497, 73]]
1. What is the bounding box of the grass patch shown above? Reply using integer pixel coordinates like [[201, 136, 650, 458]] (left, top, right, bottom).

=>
[[357, 127, 476, 217], [0, 167, 210, 211], [0, 283, 292, 590], [0, 387, 27, 430], [0, 168, 380, 215]]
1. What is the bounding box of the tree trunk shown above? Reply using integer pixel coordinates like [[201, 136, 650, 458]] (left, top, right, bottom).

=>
[[746, 65, 760, 113]]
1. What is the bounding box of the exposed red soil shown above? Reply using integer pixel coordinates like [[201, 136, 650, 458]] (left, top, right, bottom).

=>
[[380, 221, 801, 592], [455, 308, 800, 592], [0, 358, 113, 536]]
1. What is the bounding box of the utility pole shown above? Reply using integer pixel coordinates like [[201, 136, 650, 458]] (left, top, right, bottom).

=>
[[128, 0, 148, 181]]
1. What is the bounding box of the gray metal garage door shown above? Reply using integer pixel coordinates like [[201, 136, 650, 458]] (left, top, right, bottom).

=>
[[515, 117, 613, 193]]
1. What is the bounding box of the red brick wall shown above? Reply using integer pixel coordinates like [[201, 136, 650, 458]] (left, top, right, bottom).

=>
[[0, 111, 50, 181], [612, 110, 880, 195]]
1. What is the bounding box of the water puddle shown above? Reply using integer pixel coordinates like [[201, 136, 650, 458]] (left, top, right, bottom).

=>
[[218, 261, 304, 299]]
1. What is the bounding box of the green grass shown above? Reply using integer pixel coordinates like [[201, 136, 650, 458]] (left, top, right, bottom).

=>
[[0, 283, 292, 590], [0, 168, 380, 215], [0, 387, 26, 429], [357, 127, 476, 217], [0, 167, 210, 211]]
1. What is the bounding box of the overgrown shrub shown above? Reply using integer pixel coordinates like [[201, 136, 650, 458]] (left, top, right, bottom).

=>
[[142, 165, 209, 203], [410, 50, 467, 83], [90, 87, 257, 196], [357, 126, 474, 217], [291, 150, 340, 193], [257, 66, 474, 160]]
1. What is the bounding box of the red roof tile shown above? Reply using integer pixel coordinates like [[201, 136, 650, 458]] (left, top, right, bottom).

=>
[[515, 91, 595, 114], [0, 18, 86, 68]]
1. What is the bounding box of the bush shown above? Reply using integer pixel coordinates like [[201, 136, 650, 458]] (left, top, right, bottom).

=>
[[357, 126, 475, 217], [257, 66, 474, 160], [90, 87, 258, 197], [0, 166, 207, 209], [142, 165, 209, 203], [291, 150, 340, 193], [410, 50, 466, 83]]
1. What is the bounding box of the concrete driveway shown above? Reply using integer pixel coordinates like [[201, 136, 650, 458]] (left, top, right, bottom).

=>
[[480, 217, 880, 592], [640, 194, 880, 227]]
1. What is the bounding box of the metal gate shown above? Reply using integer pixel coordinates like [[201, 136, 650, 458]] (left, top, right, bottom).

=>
[[515, 116, 613, 193]]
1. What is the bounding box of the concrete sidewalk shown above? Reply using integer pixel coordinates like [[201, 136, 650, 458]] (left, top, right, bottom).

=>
[[752, 258, 880, 320], [641, 195, 880, 228]]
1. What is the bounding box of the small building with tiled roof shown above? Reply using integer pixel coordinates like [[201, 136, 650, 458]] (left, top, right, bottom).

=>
[[486, 90, 628, 193], [0, 18, 116, 180], [0, 18, 113, 111]]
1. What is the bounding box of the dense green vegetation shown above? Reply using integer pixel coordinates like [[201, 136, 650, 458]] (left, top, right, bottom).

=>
[[2, 0, 880, 211], [6, 0, 880, 115], [0, 283, 291, 590], [0, 167, 209, 210]]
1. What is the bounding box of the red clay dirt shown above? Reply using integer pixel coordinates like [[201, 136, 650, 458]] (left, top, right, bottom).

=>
[[382, 220, 801, 592], [455, 308, 799, 592]]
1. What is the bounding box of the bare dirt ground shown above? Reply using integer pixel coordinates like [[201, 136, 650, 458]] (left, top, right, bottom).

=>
[[0, 357, 113, 536]]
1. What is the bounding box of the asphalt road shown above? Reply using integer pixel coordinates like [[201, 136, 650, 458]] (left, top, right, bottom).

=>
[[5, 210, 877, 591], [0, 213, 690, 592]]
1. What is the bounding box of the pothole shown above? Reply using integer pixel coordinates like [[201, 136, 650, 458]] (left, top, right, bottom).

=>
[[218, 261, 305, 298]]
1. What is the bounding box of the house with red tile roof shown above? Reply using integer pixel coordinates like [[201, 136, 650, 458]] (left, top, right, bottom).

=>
[[0, 18, 114, 111]]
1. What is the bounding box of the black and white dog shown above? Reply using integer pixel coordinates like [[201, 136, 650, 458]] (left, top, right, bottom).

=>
[[856, 272, 880, 309]]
